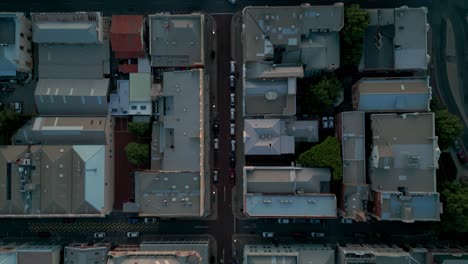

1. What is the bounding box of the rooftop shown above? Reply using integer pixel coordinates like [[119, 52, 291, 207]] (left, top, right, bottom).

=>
[[0, 145, 110, 217], [129, 73, 151, 102], [149, 13, 204, 67], [35, 78, 109, 97], [159, 70, 203, 171], [369, 113, 439, 193], [361, 7, 428, 71], [243, 166, 336, 218], [110, 15, 145, 58], [341, 112, 366, 184], [354, 77, 431, 112], [0, 15, 16, 45], [244, 78, 297, 116], [242, 4, 343, 71], [134, 171, 203, 217], [109, 80, 130, 115], [244, 119, 318, 155], [244, 244, 334, 264], [38, 43, 109, 79], [64, 244, 109, 264], [31, 12, 102, 44]]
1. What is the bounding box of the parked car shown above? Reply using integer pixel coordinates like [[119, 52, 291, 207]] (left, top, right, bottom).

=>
[[341, 218, 353, 224], [230, 154, 235, 168], [310, 232, 325, 238], [126, 232, 139, 238], [230, 93, 235, 107], [278, 218, 289, 224], [127, 217, 139, 223], [230, 60, 236, 74], [94, 232, 106, 238], [9, 101, 22, 113], [309, 219, 321, 224], [322, 116, 329, 129], [454, 139, 468, 165], [213, 170, 218, 184], [230, 75, 235, 88], [213, 121, 219, 136], [144, 218, 157, 224], [328, 116, 334, 129], [231, 139, 236, 152], [230, 123, 235, 136], [229, 169, 235, 184], [230, 108, 235, 121], [214, 138, 219, 150], [262, 232, 274, 238]]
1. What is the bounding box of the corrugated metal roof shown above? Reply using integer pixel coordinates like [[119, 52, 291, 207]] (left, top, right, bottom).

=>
[[129, 73, 151, 102], [110, 15, 144, 58]]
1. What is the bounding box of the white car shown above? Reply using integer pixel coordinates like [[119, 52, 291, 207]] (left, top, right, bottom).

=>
[[214, 138, 219, 150], [231, 139, 236, 152], [93, 232, 106, 238], [341, 218, 353, 224], [311, 232, 325, 238], [322, 116, 329, 129], [230, 123, 235, 136], [144, 218, 157, 224], [230, 60, 236, 74], [230, 75, 235, 88], [262, 232, 274, 238], [126, 232, 139, 238], [10, 101, 22, 113], [230, 93, 235, 107], [328, 116, 334, 129], [278, 218, 289, 224], [230, 108, 235, 121]]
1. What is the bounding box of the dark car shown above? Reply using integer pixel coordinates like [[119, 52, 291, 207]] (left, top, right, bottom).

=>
[[213, 121, 219, 136], [230, 154, 235, 168], [229, 169, 236, 184], [454, 139, 468, 165], [128, 217, 139, 223]]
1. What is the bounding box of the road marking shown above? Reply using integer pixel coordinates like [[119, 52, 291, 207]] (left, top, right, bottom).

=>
[[223, 186, 226, 202]]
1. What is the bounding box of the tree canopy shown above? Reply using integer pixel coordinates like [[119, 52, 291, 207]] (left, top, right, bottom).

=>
[[341, 4, 370, 66], [125, 142, 149, 166], [435, 109, 463, 150], [297, 136, 343, 181], [310, 75, 342, 110], [0, 108, 21, 130], [440, 182, 468, 232], [128, 122, 150, 138]]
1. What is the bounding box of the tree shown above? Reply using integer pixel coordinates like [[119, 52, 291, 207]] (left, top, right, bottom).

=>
[[128, 122, 150, 138], [435, 109, 463, 150], [341, 4, 371, 66], [0, 108, 21, 130], [440, 182, 468, 232], [309, 75, 342, 110], [297, 136, 343, 181], [125, 142, 149, 166]]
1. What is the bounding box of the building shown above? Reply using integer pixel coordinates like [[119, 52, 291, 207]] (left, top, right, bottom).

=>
[[0, 144, 113, 217], [107, 240, 209, 264], [109, 80, 130, 116], [243, 166, 336, 218], [428, 248, 468, 264], [360, 6, 429, 71], [34, 78, 109, 116], [242, 4, 344, 74], [64, 243, 110, 264], [336, 112, 368, 221], [352, 77, 432, 112], [149, 13, 204, 67], [244, 244, 334, 264], [16, 244, 61, 264], [243, 119, 318, 156], [31, 12, 103, 44], [12, 116, 110, 145], [129, 73, 152, 116], [130, 171, 205, 217], [37, 44, 110, 79], [123, 69, 210, 218], [369, 113, 441, 222], [0, 13, 32, 81], [337, 244, 427, 264], [110, 15, 146, 73]]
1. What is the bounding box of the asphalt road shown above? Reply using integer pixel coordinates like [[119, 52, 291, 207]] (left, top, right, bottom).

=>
[[0, 0, 432, 14]]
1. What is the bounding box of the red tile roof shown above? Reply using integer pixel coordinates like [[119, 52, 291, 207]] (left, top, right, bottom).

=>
[[110, 15, 145, 58]]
